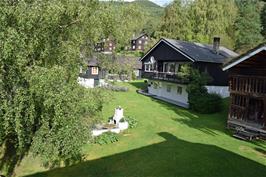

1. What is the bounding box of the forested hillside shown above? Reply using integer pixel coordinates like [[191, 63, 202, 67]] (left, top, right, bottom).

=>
[[101, 0, 266, 52], [157, 0, 266, 52]]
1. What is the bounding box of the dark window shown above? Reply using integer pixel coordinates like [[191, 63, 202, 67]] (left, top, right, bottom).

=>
[[177, 86, 182, 95]]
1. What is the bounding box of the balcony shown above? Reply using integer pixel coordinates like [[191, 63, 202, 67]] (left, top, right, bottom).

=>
[[229, 75, 266, 97], [142, 71, 189, 84]]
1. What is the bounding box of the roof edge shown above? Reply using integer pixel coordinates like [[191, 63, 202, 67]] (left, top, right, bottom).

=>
[[223, 44, 266, 71], [139, 38, 195, 62]]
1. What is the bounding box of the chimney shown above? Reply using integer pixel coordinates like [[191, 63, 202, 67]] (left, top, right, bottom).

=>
[[213, 37, 220, 54]]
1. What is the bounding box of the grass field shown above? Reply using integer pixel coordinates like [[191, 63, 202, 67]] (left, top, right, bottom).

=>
[[16, 81, 266, 177]]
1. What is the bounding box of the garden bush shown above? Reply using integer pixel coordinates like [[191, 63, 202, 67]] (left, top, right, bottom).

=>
[[93, 132, 119, 145], [101, 84, 129, 92], [189, 93, 223, 114], [124, 116, 138, 128]]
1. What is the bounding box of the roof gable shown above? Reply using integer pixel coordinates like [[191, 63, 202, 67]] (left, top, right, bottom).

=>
[[140, 38, 238, 64], [223, 44, 266, 71], [140, 39, 195, 62], [132, 33, 148, 41]]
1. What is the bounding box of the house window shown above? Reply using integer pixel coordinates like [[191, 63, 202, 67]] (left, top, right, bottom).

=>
[[164, 62, 175, 73], [133, 40, 136, 44], [139, 40, 142, 44], [91, 67, 98, 75], [109, 43, 112, 47], [177, 86, 182, 95], [132, 45, 135, 49], [145, 64, 151, 72], [138, 46, 142, 50], [166, 85, 171, 92], [109, 47, 112, 51]]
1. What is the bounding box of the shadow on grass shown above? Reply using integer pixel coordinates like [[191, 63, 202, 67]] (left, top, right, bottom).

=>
[[128, 81, 147, 90], [148, 96, 230, 136], [25, 132, 266, 177]]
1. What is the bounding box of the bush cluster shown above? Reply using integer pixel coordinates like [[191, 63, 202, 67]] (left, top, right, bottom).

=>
[[182, 64, 223, 114], [93, 132, 119, 145], [124, 116, 138, 129], [189, 93, 222, 114], [101, 84, 129, 92]]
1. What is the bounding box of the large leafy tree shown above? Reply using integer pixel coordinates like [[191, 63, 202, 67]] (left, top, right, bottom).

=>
[[157, 0, 237, 48], [189, 0, 237, 47], [0, 1, 107, 176], [157, 0, 192, 40], [234, 0, 264, 51], [95, 2, 147, 51]]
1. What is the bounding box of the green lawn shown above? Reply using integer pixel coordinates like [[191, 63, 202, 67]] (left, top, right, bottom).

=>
[[17, 81, 266, 177]]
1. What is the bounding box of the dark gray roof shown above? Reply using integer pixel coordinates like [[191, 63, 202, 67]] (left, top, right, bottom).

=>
[[157, 38, 238, 63], [132, 33, 148, 41], [88, 56, 98, 67], [116, 56, 142, 69]]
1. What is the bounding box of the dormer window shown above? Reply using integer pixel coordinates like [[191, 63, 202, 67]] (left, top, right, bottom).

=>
[[91, 67, 98, 75]]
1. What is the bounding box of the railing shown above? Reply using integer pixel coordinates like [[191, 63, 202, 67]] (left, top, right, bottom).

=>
[[142, 71, 188, 83], [230, 75, 266, 96]]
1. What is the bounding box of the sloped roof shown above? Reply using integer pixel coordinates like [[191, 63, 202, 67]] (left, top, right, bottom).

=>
[[88, 56, 98, 67], [223, 43, 266, 71], [132, 33, 148, 41], [140, 38, 238, 64], [116, 56, 142, 69]]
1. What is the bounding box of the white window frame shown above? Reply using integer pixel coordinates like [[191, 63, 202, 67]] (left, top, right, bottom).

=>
[[132, 45, 135, 49], [139, 40, 142, 44], [91, 67, 98, 75], [138, 45, 142, 50]]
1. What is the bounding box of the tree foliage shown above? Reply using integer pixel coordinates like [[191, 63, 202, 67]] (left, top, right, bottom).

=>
[[0, 1, 109, 176], [234, 0, 264, 51], [157, 0, 237, 48], [95, 2, 147, 51]]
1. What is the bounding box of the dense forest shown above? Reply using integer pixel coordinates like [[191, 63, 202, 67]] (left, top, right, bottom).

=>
[[110, 0, 266, 52]]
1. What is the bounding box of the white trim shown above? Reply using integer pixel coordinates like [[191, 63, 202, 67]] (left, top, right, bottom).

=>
[[223, 46, 266, 71], [139, 38, 195, 62]]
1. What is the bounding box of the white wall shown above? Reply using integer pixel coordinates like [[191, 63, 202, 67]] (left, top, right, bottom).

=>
[[77, 77, 95, 88], [205, 86, 229, 98], [148, 81, 189, 106]]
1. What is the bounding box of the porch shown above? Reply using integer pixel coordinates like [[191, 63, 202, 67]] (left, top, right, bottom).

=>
[[142, 71, 188, 84]]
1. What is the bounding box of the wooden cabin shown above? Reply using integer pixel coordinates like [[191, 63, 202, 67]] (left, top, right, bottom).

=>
[[131, 33, 149, 51], [78, 57, 106, 88], [223, 44, 266, 139], [94, 37, 116, 53]]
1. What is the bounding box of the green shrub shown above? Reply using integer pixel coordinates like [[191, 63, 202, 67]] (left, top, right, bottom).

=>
[[125, 116, 138, 128], [189, 93, 222, 114], [101, 84, 129, 92], [93, 132, 119, 145]]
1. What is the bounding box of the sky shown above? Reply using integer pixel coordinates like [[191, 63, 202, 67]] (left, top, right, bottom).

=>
[[101, 0, 174, 7]]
